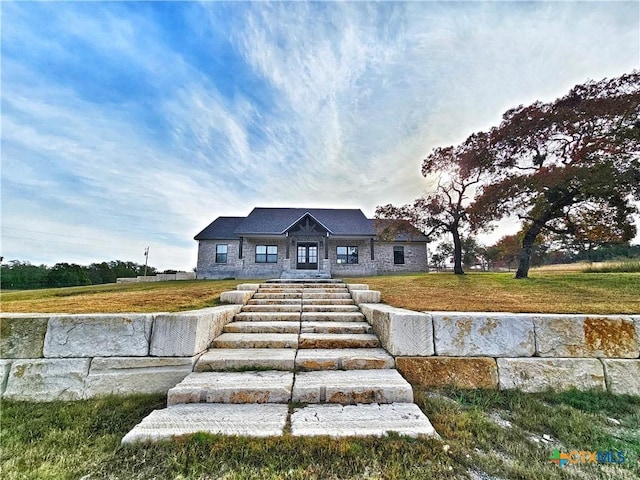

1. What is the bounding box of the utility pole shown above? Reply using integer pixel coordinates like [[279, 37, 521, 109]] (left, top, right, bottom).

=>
[[144, 247, 149, 277]]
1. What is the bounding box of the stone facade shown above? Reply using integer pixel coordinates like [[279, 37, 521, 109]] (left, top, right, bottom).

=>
[[375, 242, 427, 274], [197, 238, 425, 279]]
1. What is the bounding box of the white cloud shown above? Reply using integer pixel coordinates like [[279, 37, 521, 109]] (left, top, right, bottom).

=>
[[1, 1, 638, 270]]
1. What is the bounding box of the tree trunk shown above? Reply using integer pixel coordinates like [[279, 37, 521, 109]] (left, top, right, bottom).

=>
[[515, 223, 543, 279], [452, 227, 465, 275]]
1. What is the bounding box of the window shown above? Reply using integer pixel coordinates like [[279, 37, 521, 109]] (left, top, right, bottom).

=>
[[393, 246, 405, 265], [337, 246, 358, 264], [256, 245, 278, 263], [215, 244, 228, 263]]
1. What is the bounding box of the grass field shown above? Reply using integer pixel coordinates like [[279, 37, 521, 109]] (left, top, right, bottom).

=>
[[1, 388, 638, 480], [1, 272, 638, 314], [345, 272, 640, 314], [0, 279, 240, 313]]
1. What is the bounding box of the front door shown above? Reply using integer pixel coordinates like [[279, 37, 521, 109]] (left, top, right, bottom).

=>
[[296, 243, 318, 270]]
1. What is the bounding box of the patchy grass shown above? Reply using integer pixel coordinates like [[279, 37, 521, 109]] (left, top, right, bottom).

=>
[[1, 389, 638, 479], [0, 280, 245, 313], [345, 272, 640, 314], [2, 272, 638, 314], [584, 261, 640, 274]]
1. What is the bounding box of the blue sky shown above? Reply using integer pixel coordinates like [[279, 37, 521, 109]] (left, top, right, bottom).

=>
[[1, 1, 638, 271]]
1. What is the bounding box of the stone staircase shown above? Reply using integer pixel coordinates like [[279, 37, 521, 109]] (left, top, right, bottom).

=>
[[122, 280, 437, 442]]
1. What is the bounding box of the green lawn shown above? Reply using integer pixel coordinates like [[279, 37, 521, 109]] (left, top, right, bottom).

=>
[[1, 389, 638, 479]]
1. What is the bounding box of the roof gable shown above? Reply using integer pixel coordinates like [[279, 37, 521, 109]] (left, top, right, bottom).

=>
[[284, 212, 332, 235]]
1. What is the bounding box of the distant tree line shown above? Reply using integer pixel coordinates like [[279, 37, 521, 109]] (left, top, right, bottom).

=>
[[429, 236, 640, 272], [0, 260, 158, 290]]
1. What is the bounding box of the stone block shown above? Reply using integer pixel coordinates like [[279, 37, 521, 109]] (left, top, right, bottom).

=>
[[167, 371, 294, 405], [292, 369, 413, 404], [1, 314, 49, 358], [85, 357, 197, 397], [176, 272, 196, 280], [534, 315, 638, 358], [156, 273, 177, 281], [497, 358, 605, 393], [359, 304, 433, 356], [122, 404, 289, 443], [3, 358, 90, 401], [351, 290, 381, 305], [220, 291, 253, 305], [150, 306, 241, 357], [0, 359, 12, 395], [236, 283, 260, 292], [396, 357, 498, 389], [602, 359, 640, 396], [346, 284, 369, 292], [44, 314, 153, 358], [291, 403, 439, 438], [433, 312, 535, 357]]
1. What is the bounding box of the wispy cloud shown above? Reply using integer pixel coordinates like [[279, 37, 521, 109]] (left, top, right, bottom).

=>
[[1, 1, 638, 269]]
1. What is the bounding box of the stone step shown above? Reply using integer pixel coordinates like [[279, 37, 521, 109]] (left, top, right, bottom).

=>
[[252, 293, 303, 300], [292, 369, 414, 404], [295, 348, 395, 371], [195, 349, 296, 371], [257, 288, 303, 294], [224, 321, 300, 334], [302, 299, 355, 306], [242, 305, 302, 313], [301, 312, 366, 322], [300, 321, 373, 334], [234, 312, 301, 322], [122, 403, 290, 443], [299, 333, 380, 349], [301, 288, 348, 293], [291, 403, 439, 438], [302, 293, 352, 299], [302, 305, 360, 313], [248, 299, 302, 305], [267, 279, 342, 284], [167, 371, 294, 405], [212, 333, 298, 349]]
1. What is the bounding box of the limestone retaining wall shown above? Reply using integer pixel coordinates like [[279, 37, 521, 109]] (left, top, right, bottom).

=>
[[359, 305, 640, 396], [0, 305, 241, 401]]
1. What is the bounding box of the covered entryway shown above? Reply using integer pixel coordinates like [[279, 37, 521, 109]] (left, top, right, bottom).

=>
[[296, 242, 318, 270]]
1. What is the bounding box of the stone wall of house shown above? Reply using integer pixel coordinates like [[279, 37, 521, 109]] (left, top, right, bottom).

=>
[[0, 306, 241, 401], [358, 305, 640, 395], [328, 239, 377, 276], [375, 242, 427, 274], [238, 238, 289, 279], [196, 240, 242, 279]]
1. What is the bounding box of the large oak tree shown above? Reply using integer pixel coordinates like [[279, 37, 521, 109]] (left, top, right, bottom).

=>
[[376, 133, 491, 274], [470, 71, 640, 278]]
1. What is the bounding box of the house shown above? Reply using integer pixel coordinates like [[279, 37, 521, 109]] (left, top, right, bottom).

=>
[[194, 207, 429, 279]]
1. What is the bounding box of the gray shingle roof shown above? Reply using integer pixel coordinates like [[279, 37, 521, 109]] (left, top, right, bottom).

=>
[[235, 208, 375, 236], [194, 217, 245, 240], [373, 219, 430, 242]]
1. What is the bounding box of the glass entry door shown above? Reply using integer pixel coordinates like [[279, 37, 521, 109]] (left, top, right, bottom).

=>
[[296, 243, 318, 270]]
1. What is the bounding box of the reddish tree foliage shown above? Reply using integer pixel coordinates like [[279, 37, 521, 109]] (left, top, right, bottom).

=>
[[376, 134, 491, 275], [470, 71, 640, 278]]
